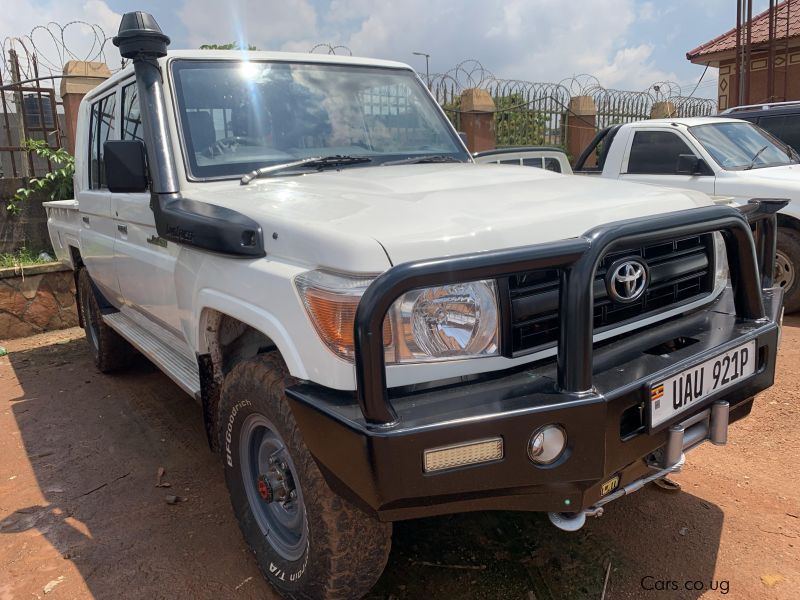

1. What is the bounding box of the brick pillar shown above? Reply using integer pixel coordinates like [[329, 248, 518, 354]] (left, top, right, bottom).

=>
[[565, 95, 596, 168], [60, 61, 111, 154], [460, 88, 495, 152], [650, 101, 676, 119]]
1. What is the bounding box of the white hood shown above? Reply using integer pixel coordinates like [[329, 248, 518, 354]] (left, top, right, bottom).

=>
[[187, 164, 714, 269]]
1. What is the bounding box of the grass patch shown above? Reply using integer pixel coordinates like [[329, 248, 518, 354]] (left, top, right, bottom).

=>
[[0, 248, 50, 269]]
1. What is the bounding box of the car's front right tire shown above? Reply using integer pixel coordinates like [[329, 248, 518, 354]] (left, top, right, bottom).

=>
[[218, 352, 392, 599]]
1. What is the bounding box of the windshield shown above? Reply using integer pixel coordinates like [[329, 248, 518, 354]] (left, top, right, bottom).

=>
[[170, 59, 468, 179], [690, 121, 800, 170]]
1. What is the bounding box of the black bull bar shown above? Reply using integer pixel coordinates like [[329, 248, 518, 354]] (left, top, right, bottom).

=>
[[353, 199, 787, 426]]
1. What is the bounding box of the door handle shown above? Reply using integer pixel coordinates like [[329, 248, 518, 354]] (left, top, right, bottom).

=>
[[117, 224, 128, 234], [82, 216, 90, 225]]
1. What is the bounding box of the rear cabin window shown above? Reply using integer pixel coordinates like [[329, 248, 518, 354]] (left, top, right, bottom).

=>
[[543, 157, 561, 172], [88, 92, 117, 189], [627, 130, 694, 175]]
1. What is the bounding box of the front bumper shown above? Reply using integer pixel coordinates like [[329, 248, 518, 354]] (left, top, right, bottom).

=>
[[288, 287, 781, 520], [286, 202, 786, 522]]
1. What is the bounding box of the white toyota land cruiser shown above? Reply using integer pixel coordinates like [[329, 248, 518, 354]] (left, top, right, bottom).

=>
[[44, 12, 785, 600]]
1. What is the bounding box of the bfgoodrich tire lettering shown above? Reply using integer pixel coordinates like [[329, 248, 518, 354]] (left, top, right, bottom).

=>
[[219, 353, 392, 600], [76, 268, 134, 372]]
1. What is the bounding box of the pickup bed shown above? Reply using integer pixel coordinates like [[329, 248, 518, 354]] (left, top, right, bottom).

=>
[[575, 117, 800, 311], [45, 11, 786, 600]]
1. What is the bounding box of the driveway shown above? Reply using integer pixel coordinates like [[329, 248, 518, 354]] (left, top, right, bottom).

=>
[[1, 321, 798, 599]]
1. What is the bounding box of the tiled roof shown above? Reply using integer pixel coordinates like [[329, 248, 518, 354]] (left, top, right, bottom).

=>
[[687, 1, 800, 60]]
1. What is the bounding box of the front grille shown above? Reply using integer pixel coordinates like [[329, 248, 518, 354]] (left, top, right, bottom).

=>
[[507, 234, 715, 355]]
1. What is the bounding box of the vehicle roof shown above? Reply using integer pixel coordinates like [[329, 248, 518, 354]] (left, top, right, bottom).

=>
[[718, 102, 800, 118], [87, 49, 415, 100], [623, 117, 745, 127], [473, 146, 567, 157]]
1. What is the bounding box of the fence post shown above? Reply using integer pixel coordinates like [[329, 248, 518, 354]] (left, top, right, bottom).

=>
[[459, 88, 495, 152], [60, 61, 111, 155], [565, 95, 596, 167], [650, 101, 676, 119]]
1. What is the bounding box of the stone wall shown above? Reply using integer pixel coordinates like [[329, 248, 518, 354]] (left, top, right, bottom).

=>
[[0, 263, 78, 340]]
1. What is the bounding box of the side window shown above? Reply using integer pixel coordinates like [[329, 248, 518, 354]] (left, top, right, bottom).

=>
[[627, 130, 695, 175], [543, 157, 562, 173], [122, 83, 143, 142], [522, 157, 544, 168], [500, 158, 521, 165], [88, 93, 117, 189], [758, 115, 800, 153]]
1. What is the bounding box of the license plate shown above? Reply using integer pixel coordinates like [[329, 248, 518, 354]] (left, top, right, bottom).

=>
[[649, 341, 757, 429]]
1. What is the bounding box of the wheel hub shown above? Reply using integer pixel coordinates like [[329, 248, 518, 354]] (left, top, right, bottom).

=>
[[256, 460, 296, 505], [240, 413, 308, 561], [775, 250, 795, 291]]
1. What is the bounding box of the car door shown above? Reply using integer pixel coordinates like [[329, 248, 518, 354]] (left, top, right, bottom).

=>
[[112, 80, 184, 337], [618, 129, 716, 195], [79, 89, 123, 306]]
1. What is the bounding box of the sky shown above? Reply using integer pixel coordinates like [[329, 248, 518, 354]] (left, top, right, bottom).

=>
[[0, 0, 775, 99]]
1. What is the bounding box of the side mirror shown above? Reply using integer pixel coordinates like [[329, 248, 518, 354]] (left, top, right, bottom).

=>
[[676, 153, 710, 176], [104, 140, 148, 193]]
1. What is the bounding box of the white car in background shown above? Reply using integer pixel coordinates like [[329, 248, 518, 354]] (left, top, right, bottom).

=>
[[575, 117, 800, 311], [473, 146, 573, 174]]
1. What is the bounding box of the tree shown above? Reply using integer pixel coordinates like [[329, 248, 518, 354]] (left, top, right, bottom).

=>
[[200, 42, 258, 50]]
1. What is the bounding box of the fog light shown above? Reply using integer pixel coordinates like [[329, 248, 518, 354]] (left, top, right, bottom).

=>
[[528, 425, 567, 465], [423, 437, 503, 473]]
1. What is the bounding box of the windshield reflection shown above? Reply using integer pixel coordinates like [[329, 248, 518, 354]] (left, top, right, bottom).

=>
[[171, 60, 468, 179], [690, 121, 799, 170]]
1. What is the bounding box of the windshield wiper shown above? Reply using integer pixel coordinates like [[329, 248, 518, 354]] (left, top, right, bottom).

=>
[[745, 145, 769, 170], [240, 155, 372, 185], [382, 154, 464, 166]]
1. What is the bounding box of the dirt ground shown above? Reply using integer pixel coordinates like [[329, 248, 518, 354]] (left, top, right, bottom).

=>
[[0, 320, 798, 600]]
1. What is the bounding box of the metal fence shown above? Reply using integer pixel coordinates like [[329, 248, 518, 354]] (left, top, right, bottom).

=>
[[428, 61, 717, 149], [1, 21, 112, 178]]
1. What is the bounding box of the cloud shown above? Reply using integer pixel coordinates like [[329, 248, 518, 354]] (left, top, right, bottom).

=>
[[176, 0, 318, 50], [172, 0, 701, 91], [0, 1, 122, 78]]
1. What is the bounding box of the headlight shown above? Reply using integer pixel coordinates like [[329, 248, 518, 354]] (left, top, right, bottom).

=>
[[385, 280, 499, 363], [295, 271, 499, 364], [713, 232, 730, 292]]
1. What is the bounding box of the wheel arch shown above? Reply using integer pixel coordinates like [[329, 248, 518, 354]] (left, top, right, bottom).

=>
[[195, 299, 308, 451], [778, 212, 800, 232]]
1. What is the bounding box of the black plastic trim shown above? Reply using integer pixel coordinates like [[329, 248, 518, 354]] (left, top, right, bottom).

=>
[[150, 192, 265, 257]]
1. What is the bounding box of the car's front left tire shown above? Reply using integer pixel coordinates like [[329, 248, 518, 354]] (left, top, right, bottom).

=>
[[218, 352, 392, 600]]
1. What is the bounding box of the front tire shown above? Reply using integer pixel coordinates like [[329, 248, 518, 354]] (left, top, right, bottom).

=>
[[76, 268, 134, 372], [776, 228, 800, 313], [218, 353, 391, 600]]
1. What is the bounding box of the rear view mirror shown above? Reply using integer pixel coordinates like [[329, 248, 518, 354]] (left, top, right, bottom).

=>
[[104, 140, 148, 193], [676, 153, 710, 176]]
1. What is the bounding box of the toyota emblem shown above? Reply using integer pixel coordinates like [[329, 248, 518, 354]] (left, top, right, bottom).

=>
[[607, 258, 648, 303]]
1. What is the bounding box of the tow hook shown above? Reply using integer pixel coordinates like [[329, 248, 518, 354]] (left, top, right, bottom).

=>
[[257, 458, 296, 505]]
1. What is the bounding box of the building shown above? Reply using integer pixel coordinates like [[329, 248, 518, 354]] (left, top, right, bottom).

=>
[[687, 0, 800, 110]]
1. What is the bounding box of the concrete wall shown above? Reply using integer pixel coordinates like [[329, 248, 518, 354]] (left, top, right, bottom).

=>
[[0, 263, 77, 340]]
